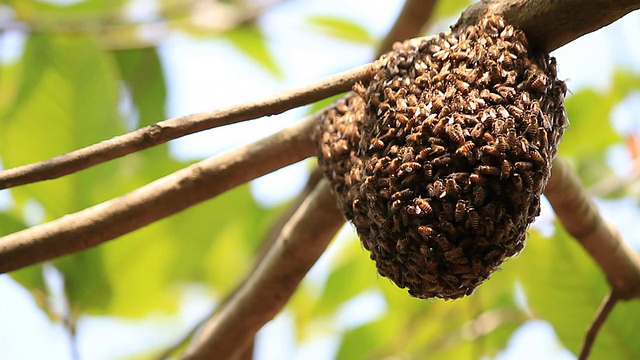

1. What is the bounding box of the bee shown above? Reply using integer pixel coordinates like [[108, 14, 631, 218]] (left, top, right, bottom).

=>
[[525, 122, 538, 139], [477, 165, 500, 176], [432, 116, 447, 135], [528, 73, 548, 92], [445, 247, 465, 262], [496, 86, 516, 100], [467, 208, 480, 230], [405, 132, 421, 144], [488, 92, 504, 103], [497, 106, 511, 119], [484, 248, 503, 263], [489, 64, 502, 83], [445, 178, 460, 199], [483, 132, 496, 144], [396, 237, 411, 253], [484, 218, 495, 236], [392, 188, 414, 201], [481, 145, 501, 157], [469, 173, 486, 185], [470, 123, 484, 140], [443, 202, 455, 220], [377, 239, 394, 254], [496, 136, 509, 152], [423, 163, 434, 180], [537, 128, 549, 149], [414, 198, 433, 214], [507, 104, 524, 119], [420, 271, 440, 284], [500, 159, 511, 179], [370, 138, 384, 150], [407, 94, 419, 107], [471, 258, 484, 276], [399, 161, 422, 175], [470, 186, 485, 207], [401, 174, 420, 188], [529, 150, 545, 164], [514, 161, 533, 171], [512, 173, 523, 192], [522, 171, 534, 188], [456, 141, 476, 156], [455, 201, 466, 222], [432, 155, 452, 167], [507, 129, 518, 148], [447, 124, 464, 146], [417, 225, 435, 238], [434, 234, 453, 252], [478, 71, 491, 85], [455, 79, 470, 93]]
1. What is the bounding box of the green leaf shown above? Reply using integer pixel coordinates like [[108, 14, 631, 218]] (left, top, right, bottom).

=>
[[511, 226, 640, 358], [11, 0, 129, 27], [560, 89, 621, 159], [433, 0, 473, 20], [224, 25, 283, 79], [0, 32, 125, 313], [306, 15, 374, 44], [113, 47, 167, 129]]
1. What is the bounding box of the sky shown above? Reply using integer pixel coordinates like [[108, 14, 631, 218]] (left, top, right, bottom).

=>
[[1, 1, 640, 359]]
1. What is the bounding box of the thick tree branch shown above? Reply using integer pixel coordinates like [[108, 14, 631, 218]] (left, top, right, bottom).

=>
[[377, 0, 438, 56], [454, 0, 640, 52], [544, 157, 640, 299], [0, 115, 317, 274], [578, 291, 620, 360], [181, 180, 344, 360], [155, 169, 323, 360], [0, 64, 375, 190]]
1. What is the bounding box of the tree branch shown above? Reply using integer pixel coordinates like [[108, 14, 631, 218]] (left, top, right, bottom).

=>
[[0, 64, 375, 190], [578, 291, 620, 360], [0, 115, 318, 274], [544, 157, 640, 299], [155, 169, 323, 360], [454, 0, 640, 52], [377, 0, 438, 56], [181, 179, 344, 360]]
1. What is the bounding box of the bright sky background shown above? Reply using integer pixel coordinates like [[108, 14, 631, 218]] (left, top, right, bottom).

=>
[[1, 1, 640, 359]]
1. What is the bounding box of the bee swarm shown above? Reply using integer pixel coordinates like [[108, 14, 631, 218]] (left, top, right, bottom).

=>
[[315, 15, 567, 300]]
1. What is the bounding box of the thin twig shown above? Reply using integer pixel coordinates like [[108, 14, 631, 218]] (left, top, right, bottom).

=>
[[154, 169, 323, 360], [0, 115, 318, 273], [0, 63, 376, 190], [181, 180, 344, 360], [578, 291, 621, 360], [544, 157, 640, 299], [377, 0, 438, 56]]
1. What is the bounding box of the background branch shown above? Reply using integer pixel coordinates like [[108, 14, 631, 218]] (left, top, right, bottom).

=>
[[181, 179, 343, 360], [376, 0, 438, 57], [0, 64, 374, 190], [0, 115, 317, 273], [154, 169, 323, 360], [544, 157, 640, 299]]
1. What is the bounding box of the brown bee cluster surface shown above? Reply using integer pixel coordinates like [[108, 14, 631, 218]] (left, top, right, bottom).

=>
[[315, 15, 567, 300]]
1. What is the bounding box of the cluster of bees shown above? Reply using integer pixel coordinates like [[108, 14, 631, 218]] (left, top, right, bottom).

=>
[[315, 15, 567, 299]]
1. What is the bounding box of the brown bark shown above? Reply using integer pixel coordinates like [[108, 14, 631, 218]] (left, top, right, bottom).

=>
[[544, 158, 640, 299], [0, 115, 317, 273], [0, 64, 374, 190], [454, 0, 640, 52], [181, 179, 344, 360]]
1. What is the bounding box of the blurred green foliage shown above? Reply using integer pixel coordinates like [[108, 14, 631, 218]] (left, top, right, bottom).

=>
[[1, 0, 639, 359]]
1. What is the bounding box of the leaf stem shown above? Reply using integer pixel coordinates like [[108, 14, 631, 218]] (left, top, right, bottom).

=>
[[578, 291, 620, 360]]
